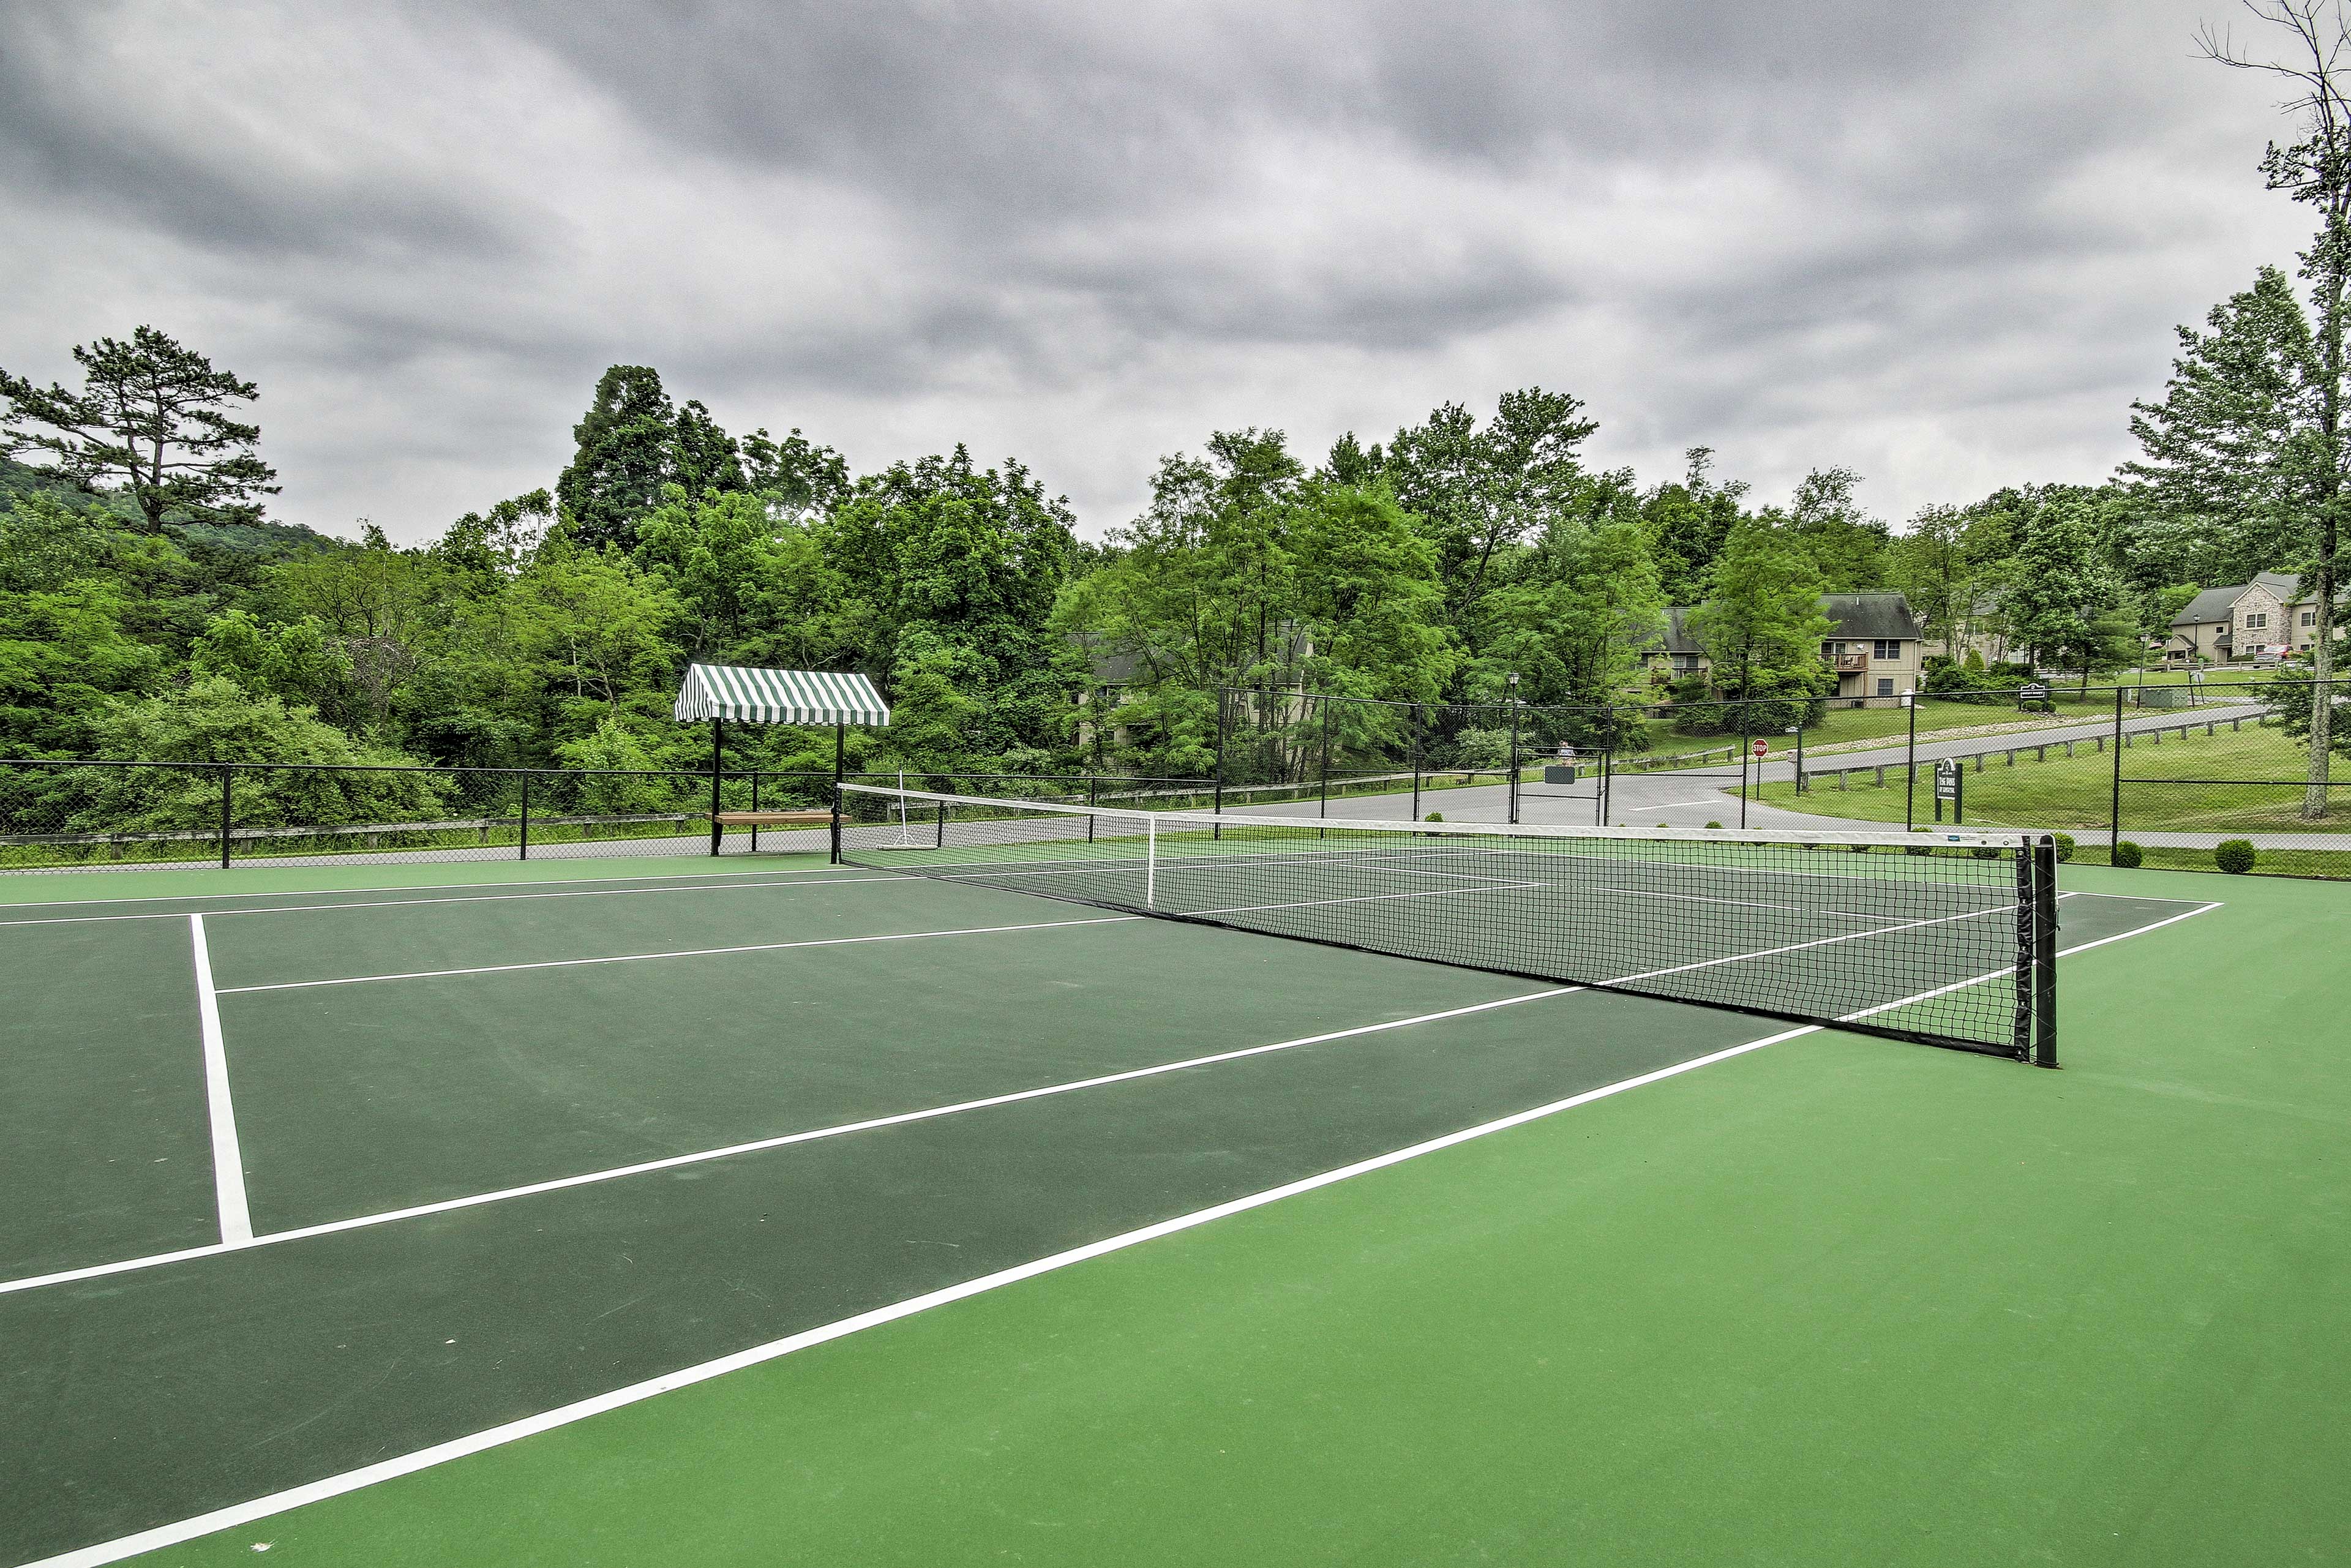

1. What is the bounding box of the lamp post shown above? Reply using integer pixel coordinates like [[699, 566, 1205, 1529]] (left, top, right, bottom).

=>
[[1506, 671, 1521, 824]]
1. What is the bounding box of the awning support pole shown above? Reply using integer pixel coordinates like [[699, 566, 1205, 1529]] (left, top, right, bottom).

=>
[[709, 718, 724, 857]]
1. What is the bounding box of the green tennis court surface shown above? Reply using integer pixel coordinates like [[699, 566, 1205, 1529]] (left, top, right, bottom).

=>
[[1, 851, 2344, 1565]]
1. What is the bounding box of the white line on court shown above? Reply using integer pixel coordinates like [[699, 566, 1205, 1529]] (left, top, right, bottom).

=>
[[23, 948, 2076, 1568], [188, 915, 252, 1247], [0, 891, 2211, 1304], [0, 874, 910, 929], [0, 860, 868, 910], [210, 914, 1146, 995], [0, 987, 1578, 1300]]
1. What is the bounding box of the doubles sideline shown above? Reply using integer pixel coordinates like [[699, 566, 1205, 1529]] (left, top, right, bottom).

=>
[[21, 900, 2224, 1568]]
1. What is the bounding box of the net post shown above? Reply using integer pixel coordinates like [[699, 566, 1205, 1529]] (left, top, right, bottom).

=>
[[2108, 685, 2123, 860], [1144, 815, 1157, 910], [708, 718, 724, 857], [2033, 835, 2060, 1068], [219, 765, 231, 869], [519, 771, 530, 861]]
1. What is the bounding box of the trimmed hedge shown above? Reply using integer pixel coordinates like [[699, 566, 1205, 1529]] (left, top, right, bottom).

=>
[[2215, 838, 2257, 874], [2113, 841, 2144, 868]]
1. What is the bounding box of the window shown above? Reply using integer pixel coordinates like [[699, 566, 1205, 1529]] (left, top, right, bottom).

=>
[[1821, 641, 1844, 656], [2244, 612, 2268, 629], [1873, 639, 1901, 660], [1876, 677, 1895, 697], [2304, 610, 2318, 627]]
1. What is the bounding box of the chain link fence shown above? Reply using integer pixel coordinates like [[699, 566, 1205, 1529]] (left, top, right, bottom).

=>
[[1206, 677, 2350, 879], [0, 762, 1206, 874]]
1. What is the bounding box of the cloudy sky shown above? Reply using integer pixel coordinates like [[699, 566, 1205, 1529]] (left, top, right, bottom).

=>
[[0, 1, 2322, 542]]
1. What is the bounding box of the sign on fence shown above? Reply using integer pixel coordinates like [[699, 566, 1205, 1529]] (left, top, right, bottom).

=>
[[1934, 759, 1959, 800], [2018, 682, 2050, 703]]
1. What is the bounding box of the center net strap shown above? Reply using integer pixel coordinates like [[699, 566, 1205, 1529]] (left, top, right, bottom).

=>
[[836, 784, 2043, 1059]]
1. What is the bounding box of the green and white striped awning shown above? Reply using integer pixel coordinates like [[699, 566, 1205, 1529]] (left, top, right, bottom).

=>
[[673, 665, 891, 726]]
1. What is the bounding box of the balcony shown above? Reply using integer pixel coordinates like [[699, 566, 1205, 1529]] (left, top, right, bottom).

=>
[[1832, 651, 1870, 674]]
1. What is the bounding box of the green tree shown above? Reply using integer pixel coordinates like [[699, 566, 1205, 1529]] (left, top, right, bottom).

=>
[[1889, 504, 1973, 653], [0, 490, 122, 591], [2005, 497, 2126, 686], [1785, 466, 1891, 591], [1481, 520, 1664, 721], [1641, 447, 1747, 604], [0, 582, 164, 754], [190, 610, 354, 721], [743, 426, 850, 522], [1685, 520, 1831, 719], [0, 325, 279, 532], [1380, 389, 1599, 648], [556, 366, 675, 550]]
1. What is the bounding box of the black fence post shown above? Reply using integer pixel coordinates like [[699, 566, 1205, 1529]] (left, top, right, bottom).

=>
[[1903, 694, 1918, 832], [2033, 835, 2061, 1068], [1212, 687, 1228, 817], [936, 800, 947, 848], [519, 771, 531, 861], [1738, 700, 1752, 830], [1318, 696, 1332, 820], [1508, 697, 1521, 825], [2108, 685, 2124, 860], [1411, 707, 1423, 822], [219, 765, 231, 870], [708, 718, 725, 857]]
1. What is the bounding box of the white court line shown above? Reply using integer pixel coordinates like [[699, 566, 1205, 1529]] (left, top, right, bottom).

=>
[[0, 988, 1576, 1299], [0, 875, 909, 929], [0, 890, 2194, 1304], [211, 915, 1144, 996], [23, 1014, 1813, 1568], [0, 861, 861, 913], [188, 915, 252, 1247]]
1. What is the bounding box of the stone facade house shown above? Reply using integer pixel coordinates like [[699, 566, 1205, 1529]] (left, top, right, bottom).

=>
[[2164, 573, 2341, 663]]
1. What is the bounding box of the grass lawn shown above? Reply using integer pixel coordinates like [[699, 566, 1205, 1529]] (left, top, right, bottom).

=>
[[1766, 721, 2338, 834]]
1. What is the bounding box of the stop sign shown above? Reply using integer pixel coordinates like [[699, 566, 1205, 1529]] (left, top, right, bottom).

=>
[[1751, 738, 1768, 757]]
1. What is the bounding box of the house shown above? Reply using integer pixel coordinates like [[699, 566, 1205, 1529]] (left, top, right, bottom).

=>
[[2165, 572, 2343, 662], [1652, 592, 1928, 700]]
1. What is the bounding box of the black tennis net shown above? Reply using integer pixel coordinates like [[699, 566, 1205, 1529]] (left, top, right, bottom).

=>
[[835, 785, 2060, 1063]]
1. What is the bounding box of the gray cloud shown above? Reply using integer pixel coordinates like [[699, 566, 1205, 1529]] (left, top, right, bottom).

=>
[[0, 0, 2320, 541]]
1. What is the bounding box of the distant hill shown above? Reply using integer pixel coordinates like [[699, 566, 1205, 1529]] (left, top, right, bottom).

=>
[[2, 458, 354, 558]]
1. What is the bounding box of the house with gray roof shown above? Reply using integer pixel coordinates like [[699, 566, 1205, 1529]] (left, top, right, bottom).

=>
[[2164, 572, 2343, 663], [1652, 592, 1927, 700]]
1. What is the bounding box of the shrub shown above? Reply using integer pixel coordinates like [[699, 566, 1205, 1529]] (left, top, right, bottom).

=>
[[1423, 811, 1442, 822], [2215, 838, 2256, 874], [1971, 846, 2001, 859], [1703, 820, 1722, 830], [2113, 840, 2144, 868], [2051, 831, 2075, 863]]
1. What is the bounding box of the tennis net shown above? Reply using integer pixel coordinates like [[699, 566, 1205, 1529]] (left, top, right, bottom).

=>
[[834, 785, 2059, 1063]]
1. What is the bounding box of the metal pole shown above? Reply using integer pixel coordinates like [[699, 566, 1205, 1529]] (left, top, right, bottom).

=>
[[1213, 688, 1227, 840], [1088, 774, 1097, 843], [1411, 710, 1422, 821], [749, 771, 761, 853], [1903, 694, 1917, 831], [1508, 696, 1521, 825], [1738, 700, 1751, 830], [936, 800, 947, 849], [2108, 685, 2124, 861], [709, 718, 725, 856], [519, 771, 530, 861], [1954, 758, 1963, 825], [1212, 687, 1228, 817], [219, 765, 231, 869], [1318, 696, 1331, 819], [1794, 722, 1805, 794]]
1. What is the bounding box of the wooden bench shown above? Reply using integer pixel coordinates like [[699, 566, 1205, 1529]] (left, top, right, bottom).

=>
[[713, 810, 834, 828]]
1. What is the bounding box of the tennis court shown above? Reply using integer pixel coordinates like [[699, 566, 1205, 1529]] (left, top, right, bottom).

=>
[[2, 812, 2346, 1566]]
